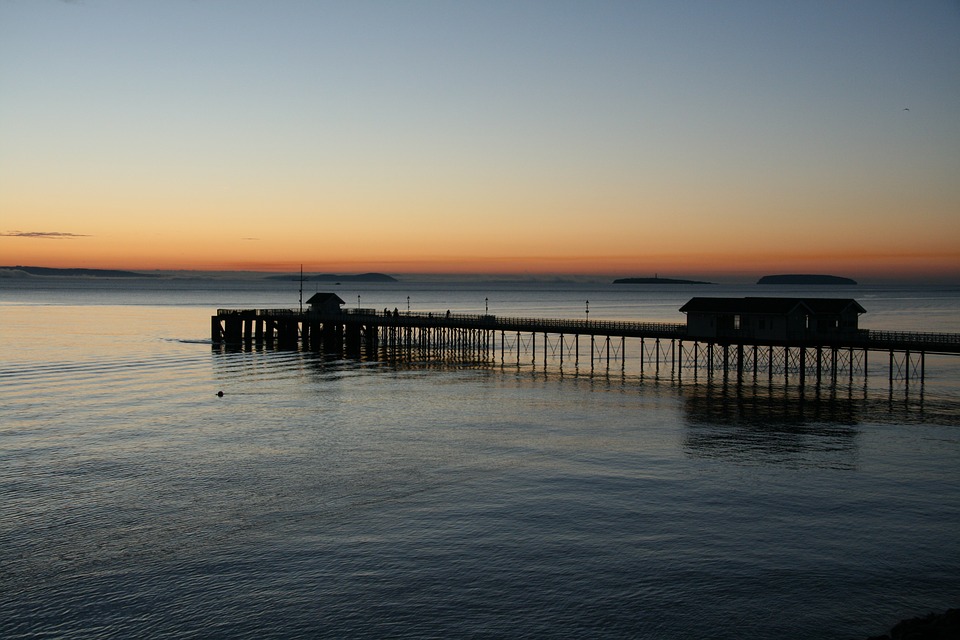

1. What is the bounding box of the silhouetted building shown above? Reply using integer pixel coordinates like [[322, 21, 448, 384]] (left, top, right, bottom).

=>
[[679, 297, 865, 341], [306, 292, 345, 315]]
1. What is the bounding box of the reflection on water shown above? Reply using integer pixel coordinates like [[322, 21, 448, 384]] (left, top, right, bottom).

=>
[[679, 376, 960, 469], [5, 284, 960, 640], [209, 345, 960, 477], [214, 343, 958, 447], [681, 380, 862, 469]]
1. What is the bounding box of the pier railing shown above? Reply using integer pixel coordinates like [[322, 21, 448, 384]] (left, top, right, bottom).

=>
[[215, 307, 960, 354], [485, 315, 687, 337], [334, 309, 687, 338], [864, 329, 960, 353], [217, 308, 302, 317]]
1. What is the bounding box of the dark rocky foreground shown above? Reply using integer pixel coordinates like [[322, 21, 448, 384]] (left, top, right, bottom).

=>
[[867, 609, 960, 640]]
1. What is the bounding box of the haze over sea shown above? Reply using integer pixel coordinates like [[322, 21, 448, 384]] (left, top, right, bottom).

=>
[[2, 275, 959, 639]]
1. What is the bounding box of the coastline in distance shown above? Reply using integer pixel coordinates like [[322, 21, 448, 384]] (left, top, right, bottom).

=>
[[757, 274, 857, 285], [265, 273, 398, 283], [0, 266, 157, 278], [613, 276, 714, 285]]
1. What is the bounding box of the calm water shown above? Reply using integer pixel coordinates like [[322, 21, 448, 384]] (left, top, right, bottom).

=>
[[2, 277, 959, 639]]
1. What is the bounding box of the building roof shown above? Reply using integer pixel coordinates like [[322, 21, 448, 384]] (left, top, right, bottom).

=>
[[306, 292, 345, 306], [801, 298, 866, 314], [679, 297, 865, 315]]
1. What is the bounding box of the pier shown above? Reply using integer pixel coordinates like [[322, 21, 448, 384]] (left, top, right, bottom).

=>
[[211, 295, 960, 387]]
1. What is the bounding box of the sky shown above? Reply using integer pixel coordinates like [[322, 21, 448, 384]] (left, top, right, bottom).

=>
[[1, 0, 959, 282]]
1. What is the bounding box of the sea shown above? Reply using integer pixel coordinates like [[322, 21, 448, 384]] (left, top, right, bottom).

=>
[[1, 275, 958, 639]]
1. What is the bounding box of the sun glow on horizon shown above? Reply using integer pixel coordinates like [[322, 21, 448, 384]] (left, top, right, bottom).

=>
[[2, 238, 958, 284], [2, 2, 958, 285]]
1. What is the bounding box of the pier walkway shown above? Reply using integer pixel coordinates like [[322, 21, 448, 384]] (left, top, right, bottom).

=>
[[212, 306, 960, 386]]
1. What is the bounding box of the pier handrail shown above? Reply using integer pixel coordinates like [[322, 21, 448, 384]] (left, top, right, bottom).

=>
[[866, 329, 960, 345], [864, 329, 960, 353], [217, 308, 302, 317], [328, 309, 688, 337], [215, 307, 960, 353], [487, 315, 687, 336]]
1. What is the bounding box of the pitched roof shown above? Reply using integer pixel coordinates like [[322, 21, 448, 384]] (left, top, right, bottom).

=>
[[306, 292, 345, 306], [679, 297, 865, 315], [802, 298, 866, 314]]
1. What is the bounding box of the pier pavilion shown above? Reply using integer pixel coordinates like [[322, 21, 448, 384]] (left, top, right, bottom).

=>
[[680, 297, 865, 341], [212, 295, 960, 387]]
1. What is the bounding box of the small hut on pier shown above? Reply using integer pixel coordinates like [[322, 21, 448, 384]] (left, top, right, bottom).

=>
[[679, 297, 865, 341], [306, 292, 345, 315]]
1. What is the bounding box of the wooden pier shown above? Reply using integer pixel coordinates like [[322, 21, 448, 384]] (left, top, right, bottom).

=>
[[211, 296, 960, 387]]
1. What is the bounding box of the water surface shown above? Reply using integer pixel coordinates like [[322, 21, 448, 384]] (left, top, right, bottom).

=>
[[2, 278, 958, 638]]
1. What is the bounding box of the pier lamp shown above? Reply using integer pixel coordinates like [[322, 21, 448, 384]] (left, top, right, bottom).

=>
[[586, 300, 589, 323], [485, 297, 488, 314], [407, 296, 410, 313], [357, 295, 361, 310]]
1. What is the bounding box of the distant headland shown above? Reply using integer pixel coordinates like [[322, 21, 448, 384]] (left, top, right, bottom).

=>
[[613, 276, 714, 285], [0, 266, 156, 278], [758, 274, 857, 285], [266, 272, 398, 283]]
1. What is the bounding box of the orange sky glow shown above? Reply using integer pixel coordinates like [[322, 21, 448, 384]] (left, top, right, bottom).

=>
[[2, 2, 959, 283], [4, 235, 958, 283]]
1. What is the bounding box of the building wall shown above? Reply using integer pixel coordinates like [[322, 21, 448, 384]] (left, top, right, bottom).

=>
[[687, 311, 815, 340], [309, 300, 343, 315], [686, 313, 717, 338], [810, 311, 859, 334], [741, 314, 794, 340], [684, 302, 861, 341]]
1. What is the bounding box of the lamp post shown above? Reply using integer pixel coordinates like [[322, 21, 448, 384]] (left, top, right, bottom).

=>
[[585, 300, 589, 323], [357, 295, 361, 310], [485, 297, 488, 314], [407, 296, 410, 313]]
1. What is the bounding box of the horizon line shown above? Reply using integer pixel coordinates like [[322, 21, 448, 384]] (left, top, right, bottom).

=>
[[1, 265, 958, 286]]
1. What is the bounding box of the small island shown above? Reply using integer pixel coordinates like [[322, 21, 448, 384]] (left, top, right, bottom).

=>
[[758, 274, 857, 285], [613, 276, 714, 285], [266, 272, 398, 283]]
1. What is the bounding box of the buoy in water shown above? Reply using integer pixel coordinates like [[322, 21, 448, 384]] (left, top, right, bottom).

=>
[[216, 391, 224, 397]]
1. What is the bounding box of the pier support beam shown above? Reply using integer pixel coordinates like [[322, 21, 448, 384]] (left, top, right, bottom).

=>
[[211, 317, 224, 344]]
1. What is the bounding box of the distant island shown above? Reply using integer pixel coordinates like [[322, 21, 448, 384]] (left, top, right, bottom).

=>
[[757, 274, 857, 285], [0, 266, 156, 278], [266, 272, 398, 283], [613, 276, 714, 285]]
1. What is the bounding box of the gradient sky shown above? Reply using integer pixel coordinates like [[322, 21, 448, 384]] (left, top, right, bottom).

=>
[[2, 1, 959, 281]]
